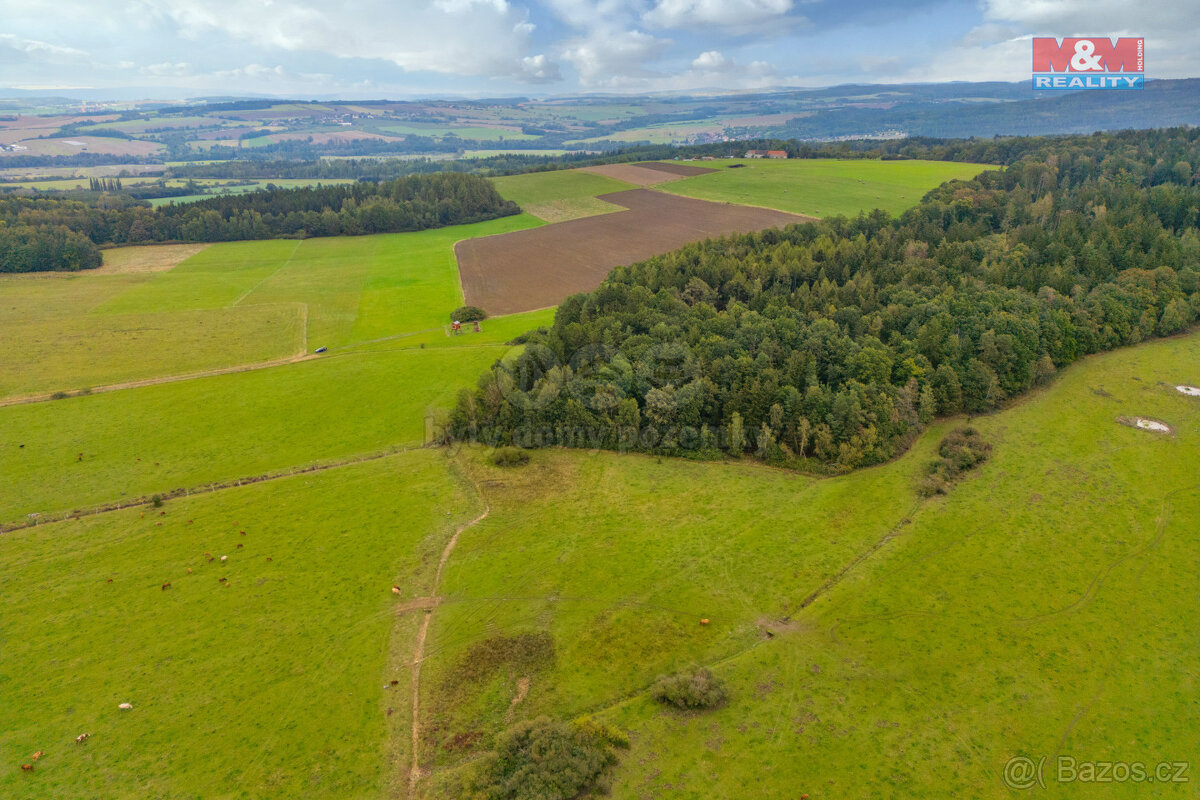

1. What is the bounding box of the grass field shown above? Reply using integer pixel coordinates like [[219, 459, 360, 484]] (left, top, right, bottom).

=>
[[2, 214, 541, 398], [414, 329, 1200, 799], [4, 158, 1193, 799], [490, 170, 632, 223], [661, 158, 992, 217], [375, 123, 537, 142], [0, 449, 478, 799]]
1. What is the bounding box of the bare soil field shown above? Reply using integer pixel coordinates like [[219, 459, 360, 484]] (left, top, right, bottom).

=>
[[456, 188, 809, 314], [580, 161, 716, 186], [99, 243, 212, 274], [0, 136, 164, 157], [637, 161, 721, 177]]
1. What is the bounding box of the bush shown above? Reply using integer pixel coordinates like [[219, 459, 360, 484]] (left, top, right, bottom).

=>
[[452, 305, 488, 322], [492, 447, 530, 467], [650, 667, 727, 710], [50, 391, 69, 400], [151, 494, 164, 508], [918, 427, 992, 496], [466, 716, 626, 800]]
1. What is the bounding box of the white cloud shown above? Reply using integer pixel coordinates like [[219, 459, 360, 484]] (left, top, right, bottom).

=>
[[644, 0, 795, 32], [137, 0, 559, 83], [142, 61, 192, 77], [559, 29, 669, 86], [0, 34, 88, 59]]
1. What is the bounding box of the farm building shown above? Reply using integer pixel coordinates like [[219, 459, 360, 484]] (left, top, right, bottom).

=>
[[744, 149, 789, 159]]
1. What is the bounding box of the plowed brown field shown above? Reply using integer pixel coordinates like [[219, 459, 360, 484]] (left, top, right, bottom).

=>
[[456, 188, 809, 314], [580, 161, 716, 185]]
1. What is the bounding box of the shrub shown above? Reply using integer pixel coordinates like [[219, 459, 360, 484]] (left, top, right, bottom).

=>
[[919, 427, 992, 496], [151, 494, 164, 508], [650, 667, 727, 710], [452, 305, 487, 322], [465, 716, 626, 800], [50, 391, 69, 400], [492, 447, 530, 467]]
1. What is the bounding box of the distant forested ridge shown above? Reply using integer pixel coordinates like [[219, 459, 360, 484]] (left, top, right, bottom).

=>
[[450, 127, 1200, 471], [0, 172, 517, 271]]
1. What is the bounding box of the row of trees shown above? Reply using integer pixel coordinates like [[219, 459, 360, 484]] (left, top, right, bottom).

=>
[[449, 127, 1200, 471], [0, 172, 518, 270]]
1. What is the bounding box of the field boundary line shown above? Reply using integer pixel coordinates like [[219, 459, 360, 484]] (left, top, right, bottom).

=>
[[408, 460, 489, 797], [230, 239, 303, 307], [0, 443, 422, 534], [0, 348, 319, 408]]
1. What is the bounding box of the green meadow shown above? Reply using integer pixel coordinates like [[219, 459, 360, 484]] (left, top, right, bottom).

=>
[[490, 170, 632, 223], [0, 345, 508, 525], [2, 159, 1195, 799], [661, 158, 993, 217], [416, 330, 1200, 799], [1, 213, 540, 398], [0, 449, 477, 799]]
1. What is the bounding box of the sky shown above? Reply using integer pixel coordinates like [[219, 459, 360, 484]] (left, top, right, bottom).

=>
[[0, 0, 1195, 98]]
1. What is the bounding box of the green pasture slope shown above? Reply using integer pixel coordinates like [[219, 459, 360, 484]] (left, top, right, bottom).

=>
[[1, 213, 540, 398], [661, 158, 992, 218], [0, 449, 479, 799], [490, 170, 633, 223], [418, 330, 1200, 799]]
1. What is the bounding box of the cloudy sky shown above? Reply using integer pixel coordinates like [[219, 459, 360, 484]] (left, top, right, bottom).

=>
[[0, 0, 1193, 97]]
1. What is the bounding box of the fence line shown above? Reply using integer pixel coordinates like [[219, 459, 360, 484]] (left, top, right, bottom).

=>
[[1, 444, 418, 534]]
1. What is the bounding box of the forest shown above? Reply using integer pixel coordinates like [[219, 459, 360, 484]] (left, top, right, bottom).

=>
[[0, 172, 517, 271], [449, 127, 1200, 471]]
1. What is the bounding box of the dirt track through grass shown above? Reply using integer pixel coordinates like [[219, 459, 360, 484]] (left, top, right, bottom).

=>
[[408, 464, 490, 797]]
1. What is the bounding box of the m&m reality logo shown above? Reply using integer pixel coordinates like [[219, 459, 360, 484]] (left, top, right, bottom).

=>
[[1032, 37, 1144, 90]]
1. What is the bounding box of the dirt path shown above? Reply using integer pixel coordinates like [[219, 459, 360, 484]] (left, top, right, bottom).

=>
[[0, 349, 317, 409], [0, 443, 417, 534], [408, 471, 490, 798]]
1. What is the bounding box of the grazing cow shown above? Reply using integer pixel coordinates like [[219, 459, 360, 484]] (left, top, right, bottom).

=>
[[266, 557, 272, 562], [240, 531, 246, 536], [118, 703, 132, 710], [392, 586, 402, 595], [236, 543, 243, 549], [21, 764, 33, 771], [699, 618, 710, 626], [220, 555, 227, 562], [31, 751, 44, 761], [187, 568, 192, 574], [75, 733, 90, 744], [161, 582, 171, 590], [106, 578, 113, 583]]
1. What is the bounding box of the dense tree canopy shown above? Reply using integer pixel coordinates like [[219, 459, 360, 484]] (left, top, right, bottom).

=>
[[450, 127, 1200, 471], [0, 172, 517, 271]]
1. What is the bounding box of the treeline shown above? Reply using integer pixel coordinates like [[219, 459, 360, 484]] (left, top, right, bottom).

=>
[[0, 225, 100, 273], [449, 127, 1200, 471], [0, 172, 517, 269]]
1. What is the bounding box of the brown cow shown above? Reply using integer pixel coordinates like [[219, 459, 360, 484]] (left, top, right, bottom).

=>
[[162, 582, 171, 590], [20, 764, 33, 771]]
